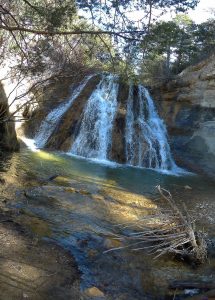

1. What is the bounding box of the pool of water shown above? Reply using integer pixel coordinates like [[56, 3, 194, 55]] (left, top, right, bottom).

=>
[[1, 147, 215, 299]]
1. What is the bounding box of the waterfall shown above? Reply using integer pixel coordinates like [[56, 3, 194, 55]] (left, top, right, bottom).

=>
[[125, 84, 177, 171], [33, 72, 180, 172], [70, 74, 119, 160], [34, 74, 94, 148]]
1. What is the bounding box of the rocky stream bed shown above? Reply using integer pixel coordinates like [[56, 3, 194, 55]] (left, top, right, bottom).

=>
[[0, 146, 215, 300]]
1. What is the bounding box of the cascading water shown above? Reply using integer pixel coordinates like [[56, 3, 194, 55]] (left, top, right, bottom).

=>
[[33, 72, 180, 172], [125, 84, 178, 171], [70, 74, 119, 160], [34, 74, 94, 148]]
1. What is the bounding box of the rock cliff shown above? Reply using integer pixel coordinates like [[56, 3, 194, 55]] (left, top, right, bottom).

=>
[[24, 57, 215, 178], [0, 82, 19, 151], [45, 75, 101, 151], [152, 55, 215, 179]]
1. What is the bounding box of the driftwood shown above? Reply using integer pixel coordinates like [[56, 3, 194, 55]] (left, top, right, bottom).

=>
[[155, 185, 207, 264], [110, 185, 207, 264]]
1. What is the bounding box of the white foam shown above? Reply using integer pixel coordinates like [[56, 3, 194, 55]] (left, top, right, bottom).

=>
[[20, 137, 38, 152], [70, 74, 119, 160]]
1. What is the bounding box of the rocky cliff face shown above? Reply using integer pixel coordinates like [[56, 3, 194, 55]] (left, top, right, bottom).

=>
[[0, 82, 19, 152], [23, 75, 90, 138], [24, 57, 215, 178], [45, 75, 101, 151], [25, 74, 129, 161], [152, 55, 215, 179], [110, 82, 128, 163]]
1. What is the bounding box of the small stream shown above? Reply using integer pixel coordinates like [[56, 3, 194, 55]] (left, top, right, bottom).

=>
[[1, 147, 215, 299]]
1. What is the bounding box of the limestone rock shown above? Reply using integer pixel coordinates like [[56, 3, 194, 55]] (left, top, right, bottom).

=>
[[110, 81, 128, 163], [152, 55, 215, 179], [22, 58, 215, 178], [45, 75, 101, 151]]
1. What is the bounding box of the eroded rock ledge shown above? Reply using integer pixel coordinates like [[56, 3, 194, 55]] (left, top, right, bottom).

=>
[[152, 55, 215, 179], [23, 59, 215, 178]]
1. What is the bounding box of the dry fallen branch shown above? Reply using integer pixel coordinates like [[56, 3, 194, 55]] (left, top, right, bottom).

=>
[[156, 186, 207, 263], [107, 186, 207, 264]]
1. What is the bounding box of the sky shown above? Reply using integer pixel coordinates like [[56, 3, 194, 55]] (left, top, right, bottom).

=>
[[167, 0, 215, 23], [127, 0, 215, 30], [188, 0, 215, 23]]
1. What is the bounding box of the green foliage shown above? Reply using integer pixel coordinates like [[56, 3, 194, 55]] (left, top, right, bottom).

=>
[[193, 19, 215, 60], [140, 55, 167, 85], [17, 0, 77, 30], [1, 0, 211, 86], [139, 14, 215, 85]]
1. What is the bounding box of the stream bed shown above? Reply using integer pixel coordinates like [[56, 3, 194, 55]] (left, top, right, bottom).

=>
[[1, 147, 215, 300]]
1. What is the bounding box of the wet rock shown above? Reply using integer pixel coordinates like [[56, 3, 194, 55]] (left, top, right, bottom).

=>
[[84, 286, 105, 298], [52, 175, 72, 186], [16, 215, 52, 237], [110, 82, 128, 163], [24, 187, 57, 202], [103, 238, 122, 249], [92, 194, 105, 201], [79, 189, 91, 196], [64, 187, 76, 193]]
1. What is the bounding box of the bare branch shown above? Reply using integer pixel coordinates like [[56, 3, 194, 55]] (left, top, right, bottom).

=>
[[0, 25, 144, 41]]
